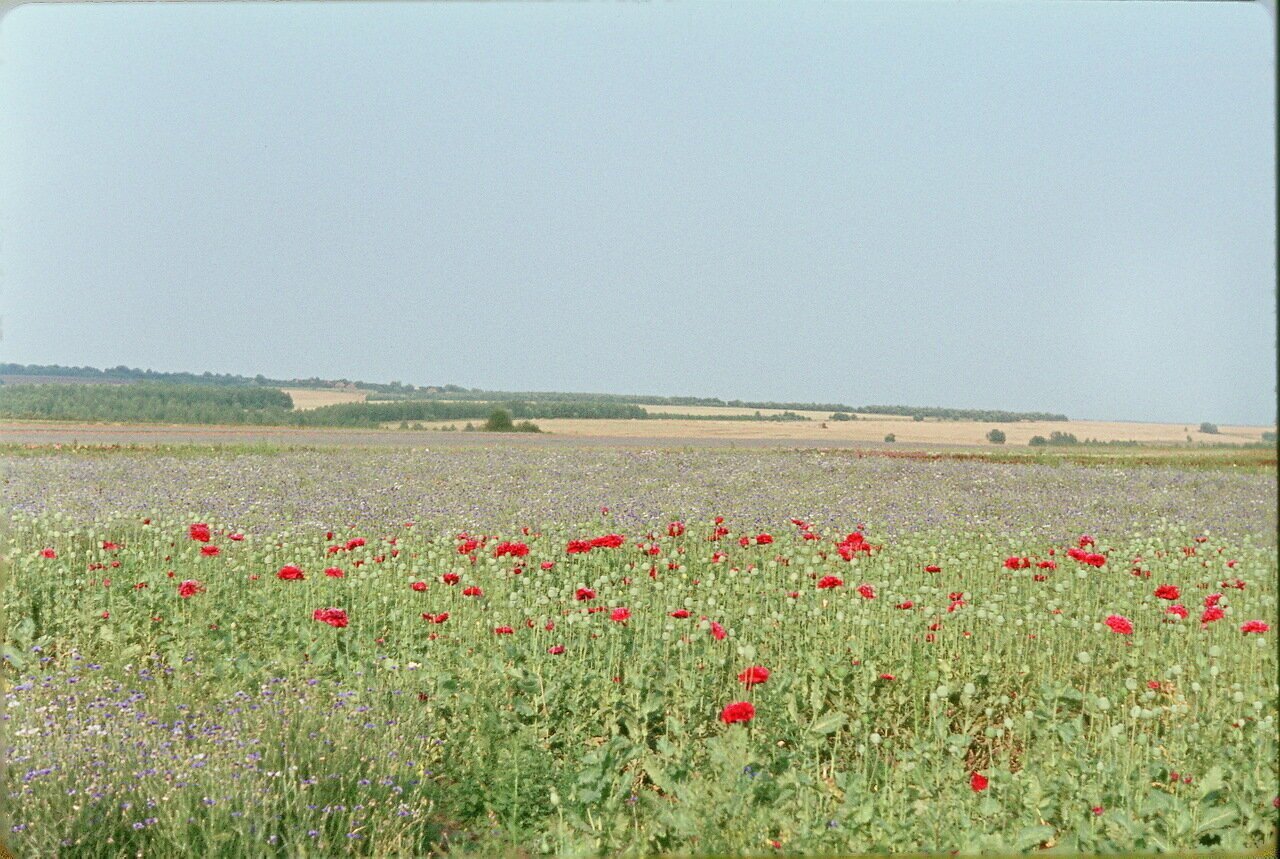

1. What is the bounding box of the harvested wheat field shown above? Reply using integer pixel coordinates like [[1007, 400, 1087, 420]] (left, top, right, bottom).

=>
[[281, 387, 368, 409]]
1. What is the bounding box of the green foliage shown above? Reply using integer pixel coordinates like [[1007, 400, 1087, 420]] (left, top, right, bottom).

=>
[[862, 405, 1069, 422], [1029, 436, 1048, 447], [1263, 432, 1277, 443], [883, 433, 896, 443], [1200, 422, 1220, 435], [829, 412, 854, 421], [986, 429, 1007, 445], [0, 383, 293, 424], [484, 409, 515, 432], [3, 516, 1275, 855]]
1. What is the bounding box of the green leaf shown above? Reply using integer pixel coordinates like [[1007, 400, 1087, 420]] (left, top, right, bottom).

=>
[[1195, 806, 1238, 835], [810, 711, 847, 735], [1013, 825, 1055, 851]]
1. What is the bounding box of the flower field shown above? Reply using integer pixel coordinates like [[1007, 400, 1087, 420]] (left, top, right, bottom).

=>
[[2, 448, 1277, 855]]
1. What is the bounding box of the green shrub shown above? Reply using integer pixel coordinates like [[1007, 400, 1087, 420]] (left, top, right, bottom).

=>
[[883, 433, 896, 443], [484, 410, 515, 432], [986, 428, 1006, 445], [1029, 435, 1047, 447], [1200, 422, 1220, 435]]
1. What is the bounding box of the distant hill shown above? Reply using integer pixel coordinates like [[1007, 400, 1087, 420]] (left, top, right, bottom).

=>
[[0, 363, 1069, 423]]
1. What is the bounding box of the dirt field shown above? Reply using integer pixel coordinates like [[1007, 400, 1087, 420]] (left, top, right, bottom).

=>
[[281, 388, 368, 410], [402, 416, 1274, 446]]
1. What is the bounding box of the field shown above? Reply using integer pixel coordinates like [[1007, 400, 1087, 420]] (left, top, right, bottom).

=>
[[2, 442, 1277, 856], [283, 389, 369, 411]]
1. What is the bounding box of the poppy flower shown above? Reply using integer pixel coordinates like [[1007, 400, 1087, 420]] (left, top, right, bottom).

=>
[[188, 523, 211, 543], [896, 601, 914, 609], [442, 573, 460, 585], [924, 565, 941, 573], [540, 562, 555, 570], [670, 609, 691, 619], [719, 701, 755, 725], [970, 772, 989, 792], [227, 533, 244, 542], [313, 608, 348, 628], [1240, 620, 1270, 634], [817, 576, 843, 590], [1104, 614, 1133, 635], [423, 612, 449, 624], [277, 565, 305, 581], [462, 586, 483, 597], [755, 534, 774, 545], [177, 580, 203, 598], [1201, 606, 1225, 625], [1166, 604, 1188, 619], [39, 548, 57, 559], [610, 607, 631, 623], [346, 537, 366, 550], [547, 645, 566, 655], [1154, 584, 1180, 601], [1037, 560, 1057, 570], [575, 588, 596, 602], [325, 567, 344, 578], [1204, 593, 1222, 607], [410, 581, 428, 592], [709, 620, 727, 640], [1004, 557, 1030, 570], [738, 666, 770, 687], [493, 626, 514, 635], [200, 545, 220, 557], [857, 584, 876, 600], [668, 522, 686, 537]]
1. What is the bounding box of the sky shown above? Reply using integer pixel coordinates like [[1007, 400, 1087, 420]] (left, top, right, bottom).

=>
[[0, 2, 1274, 425]]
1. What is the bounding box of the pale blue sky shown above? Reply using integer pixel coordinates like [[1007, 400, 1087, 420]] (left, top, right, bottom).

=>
[[0, 2, 1274, 424]]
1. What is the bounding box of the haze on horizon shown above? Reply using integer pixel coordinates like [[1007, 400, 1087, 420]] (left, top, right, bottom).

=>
[[0, 2, 1275, 426]]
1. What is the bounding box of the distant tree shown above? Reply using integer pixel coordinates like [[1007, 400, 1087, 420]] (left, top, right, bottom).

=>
[[484, 409, 515, 432], [1047, 431, 1079, 446], [986, 428, 1006, 445], [463, 422, 475, 432], [398, 420, 409, 429], [830, 412, 853, 421], [883, 433, 896, 443], [1262, 431, 1277, 443], [1199, 422, 1219, 435], [912, 414, 924, 422], [514, 420, 542, 433], [1029, 435, 1047, 447]]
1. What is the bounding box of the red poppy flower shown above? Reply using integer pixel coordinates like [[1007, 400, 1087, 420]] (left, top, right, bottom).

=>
[[547, 644, 566, 655], [817, 576, 843, 590], [896, 601, 914, 609], [670, 609, 691, 618], [540, 561, 555, 570], [462, 586, 483, 597], [1204, 593, 1222, 607], [1241, 620, 1270, 634], [1104, 614, 1134, 635], [346, 537, 366, 550], [924, 565, 941, 573], [177, 580, 203, 598], [756, 534, 774, 545], [857, 584, 876, 600], [410, 581, 428, 592], [1201, 607, 1225, 625], [277, 565, 305, 581], [1037, 560, 1057, 570], [970, 772, 989, 792], [709, 620, 727, 640], [1003, 557, 1030, 570], [668, 522, 686, 537], [738, 666, 770, 687], [1154, 584, 1180, 601], [39, 548, 57, 559], [610, 607, 632, 623], [200, 545, 220, 557], [442, 573, 460, 585], [1166, 604, 1187, 619], [188, 523, 211, 543], [493, 541, 530, 558], [494, 626, 514, 635], [325, 567, 344, 578], [719, 701, 755, 725], [228, 533, 244, 542], [313, 608, 348, 628], [575, 588, 596, 602]]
